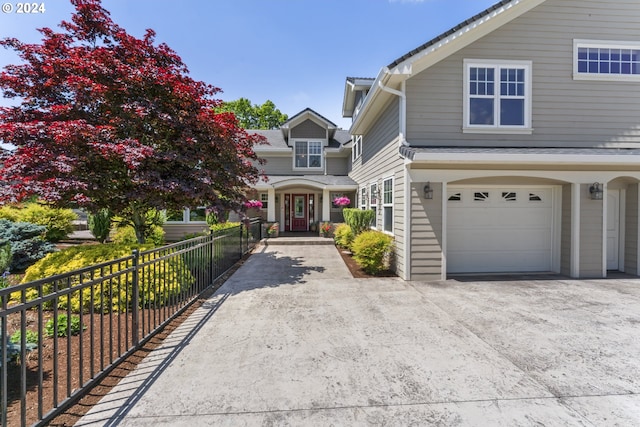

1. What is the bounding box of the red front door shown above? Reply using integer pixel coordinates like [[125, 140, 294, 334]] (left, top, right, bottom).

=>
[[291, 194, 308, 231]]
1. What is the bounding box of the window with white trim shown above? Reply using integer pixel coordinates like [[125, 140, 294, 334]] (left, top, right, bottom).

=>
[[360, 186, 367, 209], [382, 177, 393, 233], [370, 183, 378, 228], [464, 59, 532, 133], [352, 135, 362, 161], [259, 193, 268, 209], [166, 207, 207, 223], [574, 40, 640, 81], [294, 140, 322, 169]]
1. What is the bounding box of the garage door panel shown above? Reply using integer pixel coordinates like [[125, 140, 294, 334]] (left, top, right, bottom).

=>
[[447, 186, 555, 274], [448, 229, 551, 251], [447, 250, 552, 273]]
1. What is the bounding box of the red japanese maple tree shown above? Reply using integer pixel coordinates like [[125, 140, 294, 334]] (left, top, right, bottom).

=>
[[0, 0, 265, 243]]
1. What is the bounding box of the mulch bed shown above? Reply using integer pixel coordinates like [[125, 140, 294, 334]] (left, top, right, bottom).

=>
[[5, 244, 393, 426], [335, 246, 397, 278]]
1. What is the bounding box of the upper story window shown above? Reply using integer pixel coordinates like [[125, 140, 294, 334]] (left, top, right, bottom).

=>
[[294, 140, 322, 169], [352, 135, 362, 161], [574, 40, 640, 81], [463, 59, 532, 134]]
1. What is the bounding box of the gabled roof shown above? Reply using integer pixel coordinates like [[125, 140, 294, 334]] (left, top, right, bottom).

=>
[[247, 107, 349, 153], [386, 0, 513, 69], [343, 77, 376, 118], [349, 0, 548, 134], [281, 108, 337, 129]]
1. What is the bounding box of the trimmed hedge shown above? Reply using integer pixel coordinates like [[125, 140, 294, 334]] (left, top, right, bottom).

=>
[[18, 243, 194, 313], [342, 208, 375, 236], [351, 230, 393, 275]]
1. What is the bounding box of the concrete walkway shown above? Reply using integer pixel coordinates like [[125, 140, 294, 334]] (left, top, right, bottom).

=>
[[77, 243, 640, 426]]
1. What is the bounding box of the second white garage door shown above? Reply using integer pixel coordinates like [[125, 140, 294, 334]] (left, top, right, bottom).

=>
[[447, 187, 555, 274]]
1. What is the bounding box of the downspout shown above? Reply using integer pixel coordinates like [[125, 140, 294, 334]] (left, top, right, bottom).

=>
[[377, 79, 409, 147], [378, 78, 412, 280]]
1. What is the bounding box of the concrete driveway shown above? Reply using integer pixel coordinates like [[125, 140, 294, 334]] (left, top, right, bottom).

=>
[[78, 244, 640, 426]]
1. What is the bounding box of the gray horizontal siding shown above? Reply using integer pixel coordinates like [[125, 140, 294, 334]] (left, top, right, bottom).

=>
[[349, 98, 406, 278], [580, 185, 604, 278], [259, 156, 349, 176], [406, 0, 640, 148], [163, 224, 210, 242], [410, 182, 443, 280]]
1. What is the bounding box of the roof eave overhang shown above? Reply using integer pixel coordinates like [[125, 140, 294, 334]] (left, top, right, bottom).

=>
[[407, 152, 640, 166], [350, 0, 547, 135], [254, 178, 358, 191]]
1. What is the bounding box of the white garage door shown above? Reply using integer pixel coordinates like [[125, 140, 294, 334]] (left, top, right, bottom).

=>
[[447, 187, 554, 274]]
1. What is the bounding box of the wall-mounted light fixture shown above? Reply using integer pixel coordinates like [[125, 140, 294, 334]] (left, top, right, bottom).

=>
[[423, 182, 434, 200], [589, 182, 603, 200]]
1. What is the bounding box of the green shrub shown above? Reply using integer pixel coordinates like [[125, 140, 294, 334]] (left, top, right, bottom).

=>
[[0, 205, 21, 222], [210, 222, 241, 234], [10, 329, 39, 345], [19, 203, 77, 242], [45, 314, 85, 337], [334, 224, 354, 249], [343, 208, 375, 236], [18, 243, 194, 313], [88, 209, 113, 243], [351, 230, 394, 275], [112, 224, 165, 246], [0, 220, 56, 271]]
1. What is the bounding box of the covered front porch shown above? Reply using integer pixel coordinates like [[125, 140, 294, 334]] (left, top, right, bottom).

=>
[[254, 176, 357, 232]]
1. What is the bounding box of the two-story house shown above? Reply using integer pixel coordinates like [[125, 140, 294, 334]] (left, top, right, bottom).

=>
[[343, 0, 640, 280], [250, 109, 357, 231]]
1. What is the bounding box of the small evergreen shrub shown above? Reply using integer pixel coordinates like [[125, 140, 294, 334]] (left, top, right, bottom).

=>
[[343, 208, 375, 236], [19, 243, 194, 313], [334, 224, 354, 249], [351, 230, 393, 275], [88, 209, 113, 243], [45, 314, 85, 337], [0, 220, 56, 271]]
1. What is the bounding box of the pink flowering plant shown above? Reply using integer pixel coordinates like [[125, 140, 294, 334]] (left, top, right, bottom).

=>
[[244, 199, 263, 209], [333, 196, 350, 207]]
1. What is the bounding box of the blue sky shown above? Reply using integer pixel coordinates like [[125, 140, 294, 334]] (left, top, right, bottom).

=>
[[0, 0, 498, 129]]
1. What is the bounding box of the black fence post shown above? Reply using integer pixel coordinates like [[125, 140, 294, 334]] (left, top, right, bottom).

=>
[[131, 249, 140, 347]]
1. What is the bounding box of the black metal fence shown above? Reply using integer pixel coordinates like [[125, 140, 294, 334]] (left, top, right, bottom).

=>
[[0, 219, 261, 426]]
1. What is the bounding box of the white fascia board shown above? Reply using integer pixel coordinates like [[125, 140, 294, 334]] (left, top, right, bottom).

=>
[[390, 0, 546, 77], [408, 152, 640, 166]]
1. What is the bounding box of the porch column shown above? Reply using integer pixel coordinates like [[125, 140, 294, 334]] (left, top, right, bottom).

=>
[[267, 188, 276, 222], [322, 188, 331, 222], [570, 182, 580, 278]]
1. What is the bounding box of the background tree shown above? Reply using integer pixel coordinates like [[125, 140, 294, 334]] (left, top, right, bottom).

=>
[[216, 98, 288, 129], [0, 0, 266, 243]]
